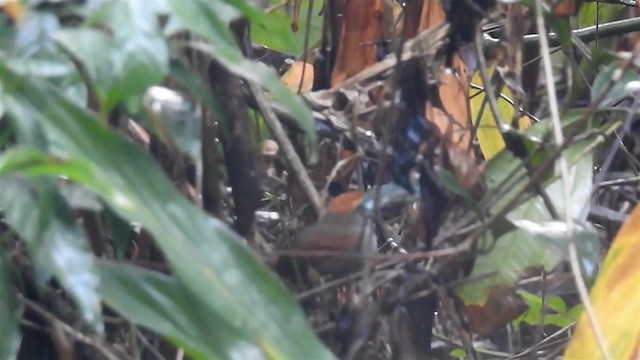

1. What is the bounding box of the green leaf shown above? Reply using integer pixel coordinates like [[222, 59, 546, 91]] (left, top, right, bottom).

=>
[[0, 61, 333, 360], [458, 228, 562, 305], [591, 63, 639, 109], [0, 175, 102, 331], [450, 348, 467, 359], [113, 32, 168, 113], [0, 255, 21, 360], [100, 0, 165, 38], [579, 3, 625, 28], [5, 57, 75, 78], [167, 0, 317, 162], [575, 3, 627, 99], [60, 183, 104, 212], [55, 8, 169, 114], [547, 17, 572, 49], [98, 261, 249, 359], [484, 110, 597, 224], [13, 11, 60, 55], [225, 0, 299, 51], [507, 144, 594, 223], [54, 28, 118, 112], [104, 208, 131, 261], [543, 313, 574, 328], [516, 292, 543, 326], [516, 292, 575, 327], [251, 0, 322, 57], [547, 295, 568, 314], [459, 221, 599, 305], [568, 304, 584, 321]]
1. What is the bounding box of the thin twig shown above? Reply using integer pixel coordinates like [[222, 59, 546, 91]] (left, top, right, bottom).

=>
[[18, 294, 128, 360], [297, 0, 314, 94], [248, 82, 324, 217], [534, 1, 611, 358], [508, 324, 574, 359], [469, 83, 541, 123], [432, 332, 511, 358], [136, 328, 168, 360], [475, 22, 509, 135]]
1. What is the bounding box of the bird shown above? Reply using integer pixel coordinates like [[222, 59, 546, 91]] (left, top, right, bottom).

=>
[[275, 190, 378, 281]]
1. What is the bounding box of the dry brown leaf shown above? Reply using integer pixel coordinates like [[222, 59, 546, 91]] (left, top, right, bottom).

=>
[[419, 1, 474, 155]]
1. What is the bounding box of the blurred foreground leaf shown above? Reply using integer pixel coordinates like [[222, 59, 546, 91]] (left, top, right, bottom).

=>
[[0, 61, 333, 360], [564, 203, 640, 359], [98, 261, 250, 359], [0, 175, 102, 332]]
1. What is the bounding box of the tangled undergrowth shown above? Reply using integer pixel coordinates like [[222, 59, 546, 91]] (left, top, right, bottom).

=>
[[1, 0, 640, 359]]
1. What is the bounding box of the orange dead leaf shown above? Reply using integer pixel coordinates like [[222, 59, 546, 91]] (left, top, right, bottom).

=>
[[426, 56, 472, 152], [564, 203, 640, 359], [419, 1, 474, 155], [282, 61, 314, 92]]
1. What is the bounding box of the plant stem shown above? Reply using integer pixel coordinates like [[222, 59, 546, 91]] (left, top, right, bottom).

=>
[[484, 17, 640, 50]]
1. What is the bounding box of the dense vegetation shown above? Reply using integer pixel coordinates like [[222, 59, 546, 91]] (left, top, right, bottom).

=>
[[0, 0, 639, 359]]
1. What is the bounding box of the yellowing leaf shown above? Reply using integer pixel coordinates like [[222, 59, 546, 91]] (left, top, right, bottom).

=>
[[469, 69, 531, 160], [564, 204, 640, 359]]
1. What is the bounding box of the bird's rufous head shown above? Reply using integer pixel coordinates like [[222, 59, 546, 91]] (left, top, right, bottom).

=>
[[325, 191, 365, 216]]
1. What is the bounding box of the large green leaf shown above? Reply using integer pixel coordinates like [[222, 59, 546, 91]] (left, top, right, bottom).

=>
[[458, 228, 561, 305], [0, 175, 102, 331], [100, 0, 165, 38], [484, 110, 597, 223], [461, 111, 605, 304], [0, 62, 333, 359], [112, 32, 168, 113], [167, 0, 318, 161], [98, 261, 251, 359], [55, 0, 169, 114], [458, 221, 599, 305], [506, 146, 594, 223], [0, 255, 21, 360]]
